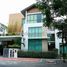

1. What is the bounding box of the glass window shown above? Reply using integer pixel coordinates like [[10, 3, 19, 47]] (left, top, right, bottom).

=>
[[28, 27, 42, 37], [22, 18, 25, 24], [37, 14, 41, 22], [30, 15, 34, 21], [0, 27, 3, 32], [47, 34, 55, 41], [27, 13, 43, 23], [34, 14, 37, 20]]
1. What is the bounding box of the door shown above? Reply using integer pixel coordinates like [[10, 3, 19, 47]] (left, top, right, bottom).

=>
[[10, 49, 14, 58], [14, 49, 17, 58], [28, 39, 42, 52]]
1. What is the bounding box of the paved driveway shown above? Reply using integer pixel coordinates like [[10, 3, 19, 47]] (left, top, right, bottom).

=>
[[0, 58, 67, 67]]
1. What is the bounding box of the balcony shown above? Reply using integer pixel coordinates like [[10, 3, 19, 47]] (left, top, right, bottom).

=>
[[28, 33, 47, 39]]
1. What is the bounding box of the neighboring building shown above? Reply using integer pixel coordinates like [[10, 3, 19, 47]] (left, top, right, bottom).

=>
[[0, 23, 7, 35], [21, 4, 61, 52], [0, 23, 7, 55], [0, 22, 22, 56], [8, 13, 23, 35]]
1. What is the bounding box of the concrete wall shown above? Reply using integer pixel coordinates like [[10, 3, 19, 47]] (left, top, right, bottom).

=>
[[42, 39, 48, 52], [42, 27, 48, 38]]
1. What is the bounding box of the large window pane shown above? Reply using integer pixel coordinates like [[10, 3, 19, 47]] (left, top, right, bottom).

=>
[[27, 13, 43, 23], [37, 14, 41, 22], [22, 18, 25, 24], [30, 15, 34, 21], [27, 15, 30, 21], [28, 27, 42, 37], [47, 34, 55, 41]]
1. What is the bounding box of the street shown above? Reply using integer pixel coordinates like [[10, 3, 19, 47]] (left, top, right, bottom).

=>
[[0, 59, 67, 67]]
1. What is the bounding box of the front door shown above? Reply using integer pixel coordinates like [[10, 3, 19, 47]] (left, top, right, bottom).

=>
[[28, 39, 42, 52]]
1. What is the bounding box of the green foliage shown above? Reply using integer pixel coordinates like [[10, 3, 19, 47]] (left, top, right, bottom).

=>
[[18, 50, 58, 58], [36, 0, 67, 29], [14, 38, 21, 45], [8, 44, 20, 48]]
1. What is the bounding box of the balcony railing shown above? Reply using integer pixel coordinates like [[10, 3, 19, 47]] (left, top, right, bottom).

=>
[[28, 33, 42, 37]]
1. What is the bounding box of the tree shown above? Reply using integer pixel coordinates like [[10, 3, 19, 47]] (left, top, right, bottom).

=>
[[36, 0, 67, 62], [36, 0, 67, 28]]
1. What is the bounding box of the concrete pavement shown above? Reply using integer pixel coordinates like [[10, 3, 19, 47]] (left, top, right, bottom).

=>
[[0, 57, 40, 62], [0, 58, 67, 67]]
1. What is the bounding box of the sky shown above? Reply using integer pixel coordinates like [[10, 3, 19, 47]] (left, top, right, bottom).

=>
[[0, 0, 36, 26]]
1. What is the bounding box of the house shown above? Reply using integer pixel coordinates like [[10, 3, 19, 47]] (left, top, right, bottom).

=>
[[0, 14, 23, 55], [21, 4, 52, 52], [21, 4, 61, 52]]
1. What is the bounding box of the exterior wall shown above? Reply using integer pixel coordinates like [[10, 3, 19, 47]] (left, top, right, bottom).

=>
[[22, 18, 48, 51], [42, 39, 48, 52], [21, 7, 48, 51], [8, 13, 23, 34], [27, 8, 40, 13], [42, 27, 48, 38], [23, 23, 44, 51], [55, 29, 62, 54]]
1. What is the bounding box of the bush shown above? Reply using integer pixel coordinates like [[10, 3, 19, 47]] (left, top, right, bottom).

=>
[[8, 44, 20, 48], [18, 50, 58, 59]]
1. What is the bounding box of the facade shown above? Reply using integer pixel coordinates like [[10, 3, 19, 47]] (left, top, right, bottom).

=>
[[21, 5, 48, 52], [8, 13, 23, 34], [21, 4, 61, 52]]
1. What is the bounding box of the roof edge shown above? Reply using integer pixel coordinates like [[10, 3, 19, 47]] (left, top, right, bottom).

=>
[[21, 3, 36, 15]]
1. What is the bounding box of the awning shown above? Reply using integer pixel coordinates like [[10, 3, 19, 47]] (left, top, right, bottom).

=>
[[0, 35, 22, 41]]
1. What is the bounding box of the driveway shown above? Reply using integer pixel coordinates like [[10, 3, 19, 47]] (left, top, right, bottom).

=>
[[0, 58, 67, 67]]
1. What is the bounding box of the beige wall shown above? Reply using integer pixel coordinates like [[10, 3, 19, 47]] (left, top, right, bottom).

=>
[[42, 39, 48, 52], [8, 13, 24, 34], [27, 7, 40, 13], [42, 27, 48, 38], [42, 27, 48, 52]]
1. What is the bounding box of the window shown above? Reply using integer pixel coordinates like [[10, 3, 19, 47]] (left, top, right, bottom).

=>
[[27, 13, 43, 23], [37, 14, 41, 22], [22, 18, 25, 24], [47, 34, 55, 51], [0, 27, 4, 32], [47, 34, 55, 41], [28, 27, 42, 37]]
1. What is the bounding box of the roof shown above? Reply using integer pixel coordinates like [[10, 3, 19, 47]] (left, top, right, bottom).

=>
[[21, 4, 36, 15], [0, 35, 22, 41], [0, 23, 7, 29]]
